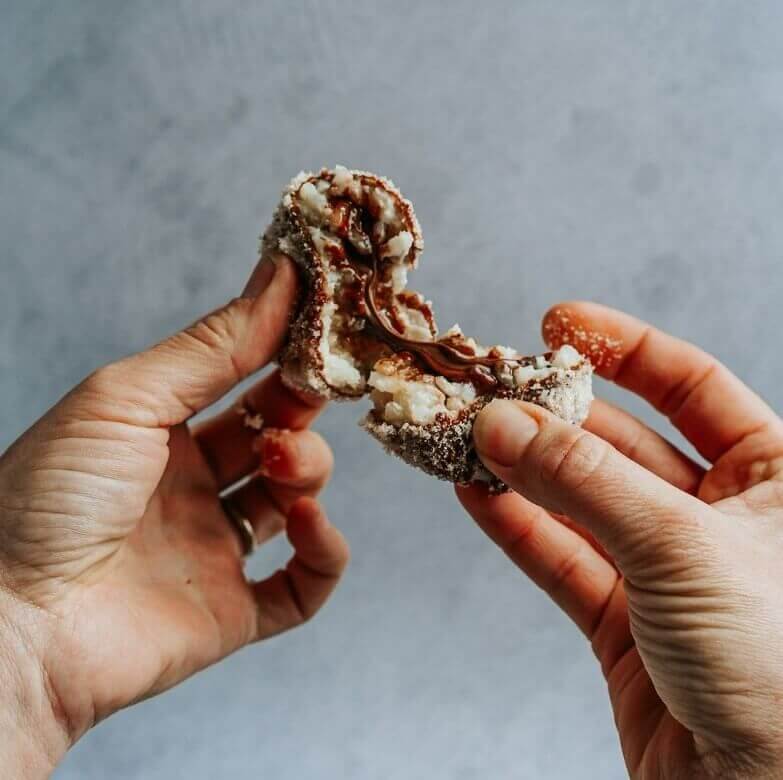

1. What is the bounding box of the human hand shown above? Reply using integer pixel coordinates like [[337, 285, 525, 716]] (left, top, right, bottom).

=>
[[0, 255, 348, 777], [457, 303, 783, 779]]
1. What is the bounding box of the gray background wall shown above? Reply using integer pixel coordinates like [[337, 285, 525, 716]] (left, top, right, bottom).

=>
[[2, 2, 783, 778]]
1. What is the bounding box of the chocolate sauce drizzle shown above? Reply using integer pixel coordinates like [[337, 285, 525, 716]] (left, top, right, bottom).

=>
[[299, 180, 526, 394], [357, 255, 504, 392]]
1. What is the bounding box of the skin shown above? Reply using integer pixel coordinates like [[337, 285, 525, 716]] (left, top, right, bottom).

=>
[[3, 273, 783, 779], [0, 254, 348, 778], [458, 302, 783, 779]]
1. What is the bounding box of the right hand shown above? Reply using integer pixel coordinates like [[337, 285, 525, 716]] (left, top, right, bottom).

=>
[[458, 302, 783, 779]]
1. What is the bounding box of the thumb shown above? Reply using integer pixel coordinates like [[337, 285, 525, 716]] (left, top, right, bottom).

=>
[[473, 399, 710, 574], [79, 253, 299, 428]]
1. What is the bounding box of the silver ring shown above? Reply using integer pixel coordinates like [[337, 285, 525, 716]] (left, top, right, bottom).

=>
[[220, 495, 257, 557]]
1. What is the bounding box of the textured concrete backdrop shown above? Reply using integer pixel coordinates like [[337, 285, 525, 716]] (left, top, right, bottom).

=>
[[3, 2, 783, 778]]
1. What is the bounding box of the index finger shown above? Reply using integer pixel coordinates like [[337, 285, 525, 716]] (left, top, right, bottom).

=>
[[542, 302, 782, 462]]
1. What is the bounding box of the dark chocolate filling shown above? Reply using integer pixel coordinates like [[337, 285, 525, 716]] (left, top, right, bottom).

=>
[[361, 258, 502, 392], [299, 176, 526, 394]]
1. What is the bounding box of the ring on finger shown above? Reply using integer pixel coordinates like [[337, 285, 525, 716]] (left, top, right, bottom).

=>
[[220, 494, 257, 557]]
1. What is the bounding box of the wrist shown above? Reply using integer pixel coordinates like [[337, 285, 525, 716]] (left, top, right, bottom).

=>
[[0, 587, 70, 778]]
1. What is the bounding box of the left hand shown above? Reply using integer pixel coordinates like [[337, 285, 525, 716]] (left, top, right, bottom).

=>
[[0, 254, 348, 775]]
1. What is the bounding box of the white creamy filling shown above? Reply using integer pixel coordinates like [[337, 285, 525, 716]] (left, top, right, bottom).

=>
[[298, 173, 428, 393], [394, 305, 433, 341], [367, 345, 585, 427], [464, 336, 489, 357], [308, 226, 341, 255], [368, 370, 478, 425], [513, 364, 547, 384], [369, 372, 447, 425], [434, 376, 476, 405], [390, 264, 408, 293], [552, 344, 581, 369], [330, 164, 364, 201], [511, 346, 582, 386], [309, 217, 365, 392], [298, 182, 331, 223], [380, 230, 413, 260], [368, 186, 399, 227], [318, 269, 364, 391], [332, 165, 354, 189], [324, 350, 363, 388]]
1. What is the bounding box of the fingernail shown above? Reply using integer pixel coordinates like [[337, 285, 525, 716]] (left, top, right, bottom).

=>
[[253, 428, 289, 477], [473, 400, 539, 468], [242, 254, 283, 299]]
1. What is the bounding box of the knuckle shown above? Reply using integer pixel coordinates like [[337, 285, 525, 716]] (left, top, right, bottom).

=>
[[81, 363, 122, 397], [285, 570, 312, 623], [500, 513, 539, 561], [538, 429, 610, 493], [617, 424, 646, 466], [182, 299, 250, 380], [658, 359, 719, 421], [67, 361, 167, 427], [73, 363, 135, 419], [316, 435, 335, 477], [546, 545, 587, 600], [185, 303, 240, 351]]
